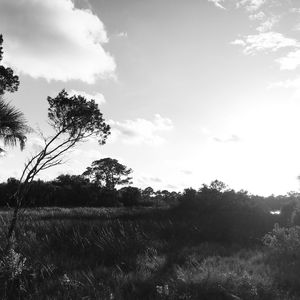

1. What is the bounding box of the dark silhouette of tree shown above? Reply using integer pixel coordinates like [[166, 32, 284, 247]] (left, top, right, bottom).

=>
[[0, 99, 27, 150], [0, 35, 27, 151], [119, 186, 141, 207], [6, 90, 110, 250], [141, 186, 154, 203], [0, 35, 19, 95], [83, 158, 132, 190], [54, 174, 89, 187]]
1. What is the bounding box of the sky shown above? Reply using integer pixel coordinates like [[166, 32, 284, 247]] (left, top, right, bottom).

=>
[[1, 0, 300, 195]]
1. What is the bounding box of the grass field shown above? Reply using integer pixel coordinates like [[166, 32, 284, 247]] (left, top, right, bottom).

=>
[[0, 207, 297, 299]]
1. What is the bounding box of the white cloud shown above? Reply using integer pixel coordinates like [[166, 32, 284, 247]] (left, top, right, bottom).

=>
[[277, 49, 300, 70], [116, 32, 128, 38], [27, 136, 46, 152], [0, 0, 116, 83], [256, 16, 279, 32], [109, 114, 174, 145], [237, 0, 267, 12], [249, 11, 266, 21], [69, 90, 106, 106], [232, 32, 298, 55], [208, 0, 226, 9]]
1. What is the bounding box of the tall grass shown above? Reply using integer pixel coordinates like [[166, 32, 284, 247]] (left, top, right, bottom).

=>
[[0, 208, 298, 299]]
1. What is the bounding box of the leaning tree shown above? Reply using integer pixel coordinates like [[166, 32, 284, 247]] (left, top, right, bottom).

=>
[[6, 90, 110, 250]]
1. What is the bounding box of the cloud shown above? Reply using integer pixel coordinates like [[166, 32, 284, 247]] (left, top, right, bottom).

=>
[[148, 177, 162, 183], [116, 32, 128, 38], [232, 32, 298, 55], [277, 49, 300, 70], [213, 134, 241, 143], [109, 114, 174, 145], [137, 175, 163, 185], [27, 137, 45, 152], [208, 0, 226, 9], [256, 16, 279, 32], [166, 184, 178, 190], [249, 11, 266, 21], [237, 0, 267, 12], [69, 90, 106, 106], [0, 0, 116, 83]]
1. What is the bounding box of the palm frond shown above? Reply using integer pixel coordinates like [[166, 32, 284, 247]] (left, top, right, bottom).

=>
[[0, 97, 29, 150]]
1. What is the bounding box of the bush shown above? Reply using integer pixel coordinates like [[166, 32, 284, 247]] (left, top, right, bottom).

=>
[[263, 224, 300, 292]]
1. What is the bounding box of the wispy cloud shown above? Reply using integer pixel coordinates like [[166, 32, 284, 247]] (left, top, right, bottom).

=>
[[277, 49, 300, 70], [237, 0, 267, 12], [232, 32, 298, 55], [69, 90, 106, 106], [116, 32, 128, 38], [0, 0, 116, 83], [209, 0, 300, 78], [249, 11, 266, 21], [208, 0, 226, 9], [109, 114, 174, 146], [256, 16, 279, 32]]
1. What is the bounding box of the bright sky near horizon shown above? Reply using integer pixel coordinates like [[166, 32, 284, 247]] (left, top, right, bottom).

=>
[[1, 0, 300, 196]]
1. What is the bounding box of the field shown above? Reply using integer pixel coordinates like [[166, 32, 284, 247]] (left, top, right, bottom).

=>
[[0, 206, 298, 300]]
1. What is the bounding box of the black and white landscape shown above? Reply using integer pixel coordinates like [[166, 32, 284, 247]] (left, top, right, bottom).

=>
[[1, 0, 300, 299]]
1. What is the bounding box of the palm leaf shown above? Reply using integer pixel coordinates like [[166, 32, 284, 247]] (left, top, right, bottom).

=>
[[0, 97, 29, 150]]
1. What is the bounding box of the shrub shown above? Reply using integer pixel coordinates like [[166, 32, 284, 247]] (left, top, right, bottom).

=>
[[263, 224, 300, 292]]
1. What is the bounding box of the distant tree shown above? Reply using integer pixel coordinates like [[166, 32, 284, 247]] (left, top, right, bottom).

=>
[[206, 179, 228, 192], [6, 90, 110, 250], [0, 34, 28, 151], [119, 186, 141, 207], [53, 174, 89, 187], [142, 186, 154, 199], [83, 158, 132, 190]]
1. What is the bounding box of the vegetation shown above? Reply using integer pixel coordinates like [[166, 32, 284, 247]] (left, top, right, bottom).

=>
[[0, 34, 28, 152], [1, 32, 300, 299], [0, 181, 300, 299], [83, 158, 133, 190]]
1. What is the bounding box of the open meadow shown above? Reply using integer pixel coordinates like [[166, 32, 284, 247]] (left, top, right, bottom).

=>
[[0, 205, 299, 300]]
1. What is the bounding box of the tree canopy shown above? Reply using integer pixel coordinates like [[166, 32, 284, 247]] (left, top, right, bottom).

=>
[[83, 157, 132, 190], [0, 35, 19, 95], [48, 90, 110, 144]]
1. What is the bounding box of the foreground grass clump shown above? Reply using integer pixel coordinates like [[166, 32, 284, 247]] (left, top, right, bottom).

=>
[[263, 224, 300, 293], [0, 207, 298, 299]]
